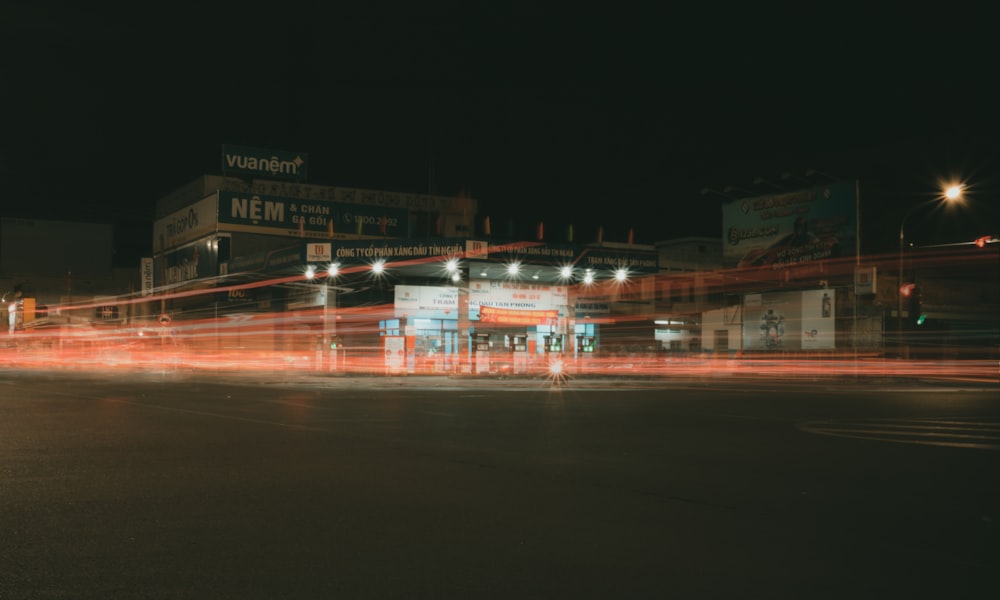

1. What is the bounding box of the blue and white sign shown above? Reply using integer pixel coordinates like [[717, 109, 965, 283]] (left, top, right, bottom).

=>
[[722, 181, 858, 268]]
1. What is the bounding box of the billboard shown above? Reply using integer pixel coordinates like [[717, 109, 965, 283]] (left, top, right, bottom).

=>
[[468, 280, 569, 321], [140, 257, 154, 296], [742, 289, 836, 351], [221, 144, 308, 182], [489, 242, 659, 275], [479, 305, 559, 325], [722, 181, 857, 268], [394, 285, 459, 320], [217, 191, 409, 238], [392, 283, 569, 324], [153, 194, 219, 253], [160, 238, 222, 286]]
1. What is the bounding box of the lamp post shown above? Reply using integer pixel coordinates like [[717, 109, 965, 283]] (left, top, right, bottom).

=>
[[322, 263, 340, 371], [896, 184, 963, 357]]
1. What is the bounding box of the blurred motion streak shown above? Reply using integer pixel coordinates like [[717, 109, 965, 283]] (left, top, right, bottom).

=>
[[1, 245, 996, 385]]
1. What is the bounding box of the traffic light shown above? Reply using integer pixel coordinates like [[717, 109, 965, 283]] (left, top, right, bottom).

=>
[[907, 285, 925, 327]]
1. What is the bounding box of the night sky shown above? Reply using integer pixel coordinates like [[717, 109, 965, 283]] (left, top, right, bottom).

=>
[[2, 4, 998, 266]]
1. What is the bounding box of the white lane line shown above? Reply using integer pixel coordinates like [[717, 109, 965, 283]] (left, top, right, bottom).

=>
[[798, 418, 1000, 451]]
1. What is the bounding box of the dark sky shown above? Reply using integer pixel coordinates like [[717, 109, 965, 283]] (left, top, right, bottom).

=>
[[2, 4, 998, 265]]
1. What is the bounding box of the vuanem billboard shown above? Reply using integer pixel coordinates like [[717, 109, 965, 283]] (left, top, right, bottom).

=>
[[722, 181, 857, 268], [221, 144, 308, 182], [217, 191, 408, 238]]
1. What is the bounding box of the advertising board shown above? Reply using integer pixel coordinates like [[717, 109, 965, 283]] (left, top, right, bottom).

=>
[[722, 182, 857, 268], [217, 191, 408, 238], [221, 144, 308, 182], [742, 289, 836, 351]]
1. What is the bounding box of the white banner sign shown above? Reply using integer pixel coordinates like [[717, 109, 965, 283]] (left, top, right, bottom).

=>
[[394, 285, 459, 319], [854, 267, 876, 295], [152, 194, 219, 253], [469, 280, 568, 320], [392, 281, 570, 323], [140, 257, 154, 296], [742, 289, 836, 351]]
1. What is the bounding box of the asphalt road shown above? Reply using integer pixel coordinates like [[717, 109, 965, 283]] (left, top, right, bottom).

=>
[[2, 371, 998, 599]]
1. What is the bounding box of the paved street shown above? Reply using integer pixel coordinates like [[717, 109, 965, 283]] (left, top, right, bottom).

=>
[[2, 370, 998, 599]]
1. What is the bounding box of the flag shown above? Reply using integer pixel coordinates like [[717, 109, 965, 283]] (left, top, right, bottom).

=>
[[596, 226, 603, 243], [356, 217, 363, 236], [628, 227, 634, 246], [327, 219, 334, 238], [483, 216, 491, 237], [536, 221, 544, 241], [567, 224, 574, 242]]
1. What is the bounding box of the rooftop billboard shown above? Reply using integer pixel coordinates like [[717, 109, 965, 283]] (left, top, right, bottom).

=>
[[221, 144, 308, 182], [217, 191, 409, 238], [722, 181, 857, 268]]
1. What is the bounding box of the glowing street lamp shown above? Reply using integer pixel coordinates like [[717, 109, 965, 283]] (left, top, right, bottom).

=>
[[323, 263, 341, 370], [944, 184, 963, 201], [443, 257, 462, 283]]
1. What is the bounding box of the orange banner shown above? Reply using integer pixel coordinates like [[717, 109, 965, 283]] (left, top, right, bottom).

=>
[[479, 305, 558, 325]]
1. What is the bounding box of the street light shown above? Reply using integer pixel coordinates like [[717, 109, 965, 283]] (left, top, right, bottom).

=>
[[944, 184, 962, 201], [897, 183, 964, 356], [444, 257, 461, 282], [323, 262, 341, 371]]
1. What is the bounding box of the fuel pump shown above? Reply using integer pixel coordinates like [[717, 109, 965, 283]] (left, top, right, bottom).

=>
[[473, 332, 490, 374], [512, 334, 527, 374]]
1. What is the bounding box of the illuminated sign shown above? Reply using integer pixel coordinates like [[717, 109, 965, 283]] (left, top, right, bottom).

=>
[[394, 285, 458, 320], [479, 306, 558, 325], [306, 243, 332, 262], [221, 144, 308, 182], [490, 242, 658, 274], [218, 191, 408, 238]]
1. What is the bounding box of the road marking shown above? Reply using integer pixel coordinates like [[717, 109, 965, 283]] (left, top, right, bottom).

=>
[[798, 417, 1000, 451]]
